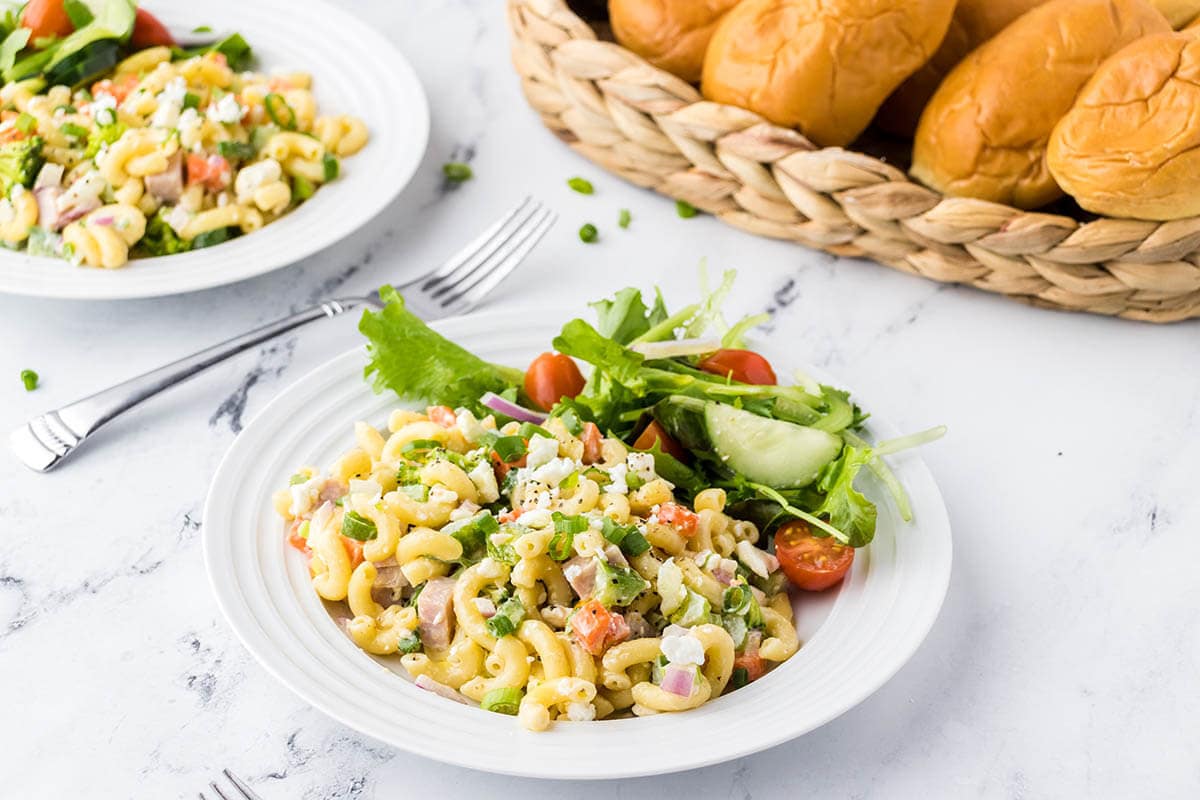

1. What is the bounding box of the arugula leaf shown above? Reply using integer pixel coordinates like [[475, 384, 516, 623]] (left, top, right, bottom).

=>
[[361, 286, 524, 414], [812, 447, 877, 547], [553, 318, 646, 390]]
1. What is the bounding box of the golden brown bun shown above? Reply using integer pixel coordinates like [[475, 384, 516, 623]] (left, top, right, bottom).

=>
[[875, 0, 1049, 137], [700, 0, 957, 147], [610, 0, 742, 83], [911, 0, 1170, 210], [1048, 32, 1200, 219], [1152, 0, 1200, 26]]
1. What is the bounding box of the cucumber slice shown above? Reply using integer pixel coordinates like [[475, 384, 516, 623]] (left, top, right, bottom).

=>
[[704, 402, 841, 488]]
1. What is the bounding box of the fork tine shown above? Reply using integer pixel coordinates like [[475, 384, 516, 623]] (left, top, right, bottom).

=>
[[223, 769, 265, 800], [209, 783, 234, 800], [438, 208, 557, 315], [416, 196, 535, 288], [424, 200, 544, 298]]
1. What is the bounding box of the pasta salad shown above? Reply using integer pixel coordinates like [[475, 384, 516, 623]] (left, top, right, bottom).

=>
[[0, 1, 368, 268], [275, 275, 943, 730]]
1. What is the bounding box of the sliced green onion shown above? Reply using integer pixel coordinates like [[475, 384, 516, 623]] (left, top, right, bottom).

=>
[[578, 223, 598, 243], [625, 473, 645, 491], [730, 666, 750, 690], [600, 516, 632, 546], [559, 471, 580, 491], [396, 631, 422, 654], [193, 24, 214, 33], [721, 613, 748, 649], [620, 530, 650, 557], [292, 175, 315, 201], [217, 140, 255, 161], [518, 422, 553, 440], [59, 122, 87, 139], [485, 596, 526, 638], [401, 438, 442, 455], [183, 92, 201, 110], [618, 208, 631, 229], [675, 199, 698, 218], [19, 368, 38, 391], [549, 514, 586, 561], [567, 176, 593, 194], [553, 512, 589, 535], [341, 511, 378, 541], [297, 520, 310, 540], [480, 687, 523, 715], [322, 153, 339, 182], [191, 227, 236, 249], [486, 534, 519, 566], [288, 471, 310, 486], [263, 93, 297, 130], [492, 435, 527, 464], [396, 463, 422, 485], [15, 113, 35, 134], [723, 584, 751, 615], [442, 161, 472, 182], [396, 484, 428, 502]]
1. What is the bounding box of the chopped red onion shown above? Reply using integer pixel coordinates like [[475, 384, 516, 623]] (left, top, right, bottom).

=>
[[660, 665, 695, 697], [33, 187, 62, 231], [90, 215, 114, 226], [473, 597, 497, 618], [480, 391, 547, 424], [631, 338, 720, 359]]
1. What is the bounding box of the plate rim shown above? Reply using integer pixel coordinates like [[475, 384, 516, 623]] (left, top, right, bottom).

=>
[[203, 310, 953, 779], [0, 0, 430, 301]]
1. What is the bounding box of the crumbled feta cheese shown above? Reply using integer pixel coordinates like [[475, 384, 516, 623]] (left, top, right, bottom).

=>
[[565, 702, 596, 722], [91, 92, 117, 117], [160, 76, 187, 105], [519, 509, 553, 529], [164, 204, 192, 235], [429, 485, 459, 506], [467, 460, 499, 504], [604, 463, 629, 495], [347, 478, 382, 504], [288, 476, 322, 517], [533, 489, 558, 509], [449, 501, 481, 522], [626, 451, 656, 480], [207, 93, 244, 124], [525, 434, 560, 470], [660, 633, 706, 666], [177, 107, 202, 138], [150, 79, 188, 129], [530, 456, 577, 487], [455, 409, 487, 443]]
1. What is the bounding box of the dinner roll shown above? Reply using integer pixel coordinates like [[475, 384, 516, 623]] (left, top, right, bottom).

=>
[[1047, 32, 1200, 219], [875, 0, 1049, 137], [610, 0, 742, 83], [701, 0, 957, 147], [910, 0, 1169, 209]]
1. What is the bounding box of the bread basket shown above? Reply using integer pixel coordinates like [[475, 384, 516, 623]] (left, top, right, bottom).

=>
[[507, 0, 1200, 322]]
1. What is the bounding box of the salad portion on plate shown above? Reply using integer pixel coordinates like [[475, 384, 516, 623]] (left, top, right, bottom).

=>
[[272, 274, 943, 731], [0, 0, 367, 269]]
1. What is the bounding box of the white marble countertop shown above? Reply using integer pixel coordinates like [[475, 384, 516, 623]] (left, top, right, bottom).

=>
[[2, 1, 1198, 797]]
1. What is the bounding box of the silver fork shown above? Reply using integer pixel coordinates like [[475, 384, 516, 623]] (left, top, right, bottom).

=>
[[199, 769, 264, 800], [10, 197, 556, 473]]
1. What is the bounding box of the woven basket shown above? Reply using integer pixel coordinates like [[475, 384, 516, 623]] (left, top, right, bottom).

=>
[[507, 0, 1200, 322]]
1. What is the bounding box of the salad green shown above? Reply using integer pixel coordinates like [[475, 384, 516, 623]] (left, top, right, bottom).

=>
[[359, 274, 942, 548]]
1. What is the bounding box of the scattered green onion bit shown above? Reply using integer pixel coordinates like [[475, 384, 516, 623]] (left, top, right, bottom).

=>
[[292, 175, 315, 201], [578, 223, 598, 244], [297, 520, 310, 540], [396, 484, 429, 502], [723, 584, 752, 615], [193, 24, 214, 33], [182, 92, 201, 110], [396, 631, 422, 654], [322, 153, 339, 182], [730, 666, 750, 690], [480, 687, 523, 715], [620, 530, 651, 557], [442, 161, 472, 183], [59, 122, 88, 140], [19, 369, 38, 391], [492, 435, 527, 464], [518, 422, 553, 440], [263, 92, 297, 130], [401, 438, 442, 456], [675, 199, 698, 218], [341, 511, 378, 542], [217, 140, 256, 161], [618, 208, 632, 229], [15, 113, 35, 134], [485, 596, 527, 638], [567, 176, 593, 195], [288, 471, 310, 486]]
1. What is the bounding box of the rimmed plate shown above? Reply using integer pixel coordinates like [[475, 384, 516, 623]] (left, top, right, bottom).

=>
[[203, 311, 952, 779], [0, 0, 428, 300]]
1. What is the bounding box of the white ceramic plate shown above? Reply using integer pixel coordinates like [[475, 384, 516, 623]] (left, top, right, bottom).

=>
[[0, 0, 428, 300], [203, 312, 952, 779]]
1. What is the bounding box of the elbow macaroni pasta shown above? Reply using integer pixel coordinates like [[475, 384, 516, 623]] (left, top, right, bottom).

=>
[[277, 404, 804, 730]]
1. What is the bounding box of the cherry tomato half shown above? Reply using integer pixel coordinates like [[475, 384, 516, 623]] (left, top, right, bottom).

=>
[[698, 349, 777, 385], [580, 422, 604, 464], [524, 352, 585, 411], [632, 419, 687, 460], [130, 8, 176, 48], [774, 520, 854, 591], [21, 0, 74, 40]]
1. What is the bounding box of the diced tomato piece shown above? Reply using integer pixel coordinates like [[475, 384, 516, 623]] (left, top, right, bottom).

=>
[[580, 422, 603, 464], [186, 153, 232, 192], [657, 502, 699, 538], [733, 651, 766, 682], [633, 420, 687, 460], [0, 127, 27, 144], [92, 73, 140, 105], [499, 508, 524, 524], [130, 8, 175, 49], [285, 519, 310, 555], [427, 405, 456, 428], [490, 449, 526, 482], [571, 599, 618, 656], [341, 536, 364, 569]]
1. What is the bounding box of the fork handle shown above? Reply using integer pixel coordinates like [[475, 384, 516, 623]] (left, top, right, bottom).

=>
[[11, 297, 368, 473]]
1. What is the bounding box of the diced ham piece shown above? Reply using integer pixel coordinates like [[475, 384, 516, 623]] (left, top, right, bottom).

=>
[[144, 153, 184, 202], [712, 558, 739, 586], [414, 674, 471, 704], [563, 556, 598, 599], [416, 577, 456, 651], [33, 186, 62, 231], [541, 604, 569, 629], [370, 558, 408, 607], [624, 610, 654, 639], [603, 544, 628, 567], [319, 479, 346, 505]]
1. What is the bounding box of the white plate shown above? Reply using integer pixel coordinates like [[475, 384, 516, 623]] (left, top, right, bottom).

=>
[[203, 311, 953, 779], [0, 0, 428, 300]]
